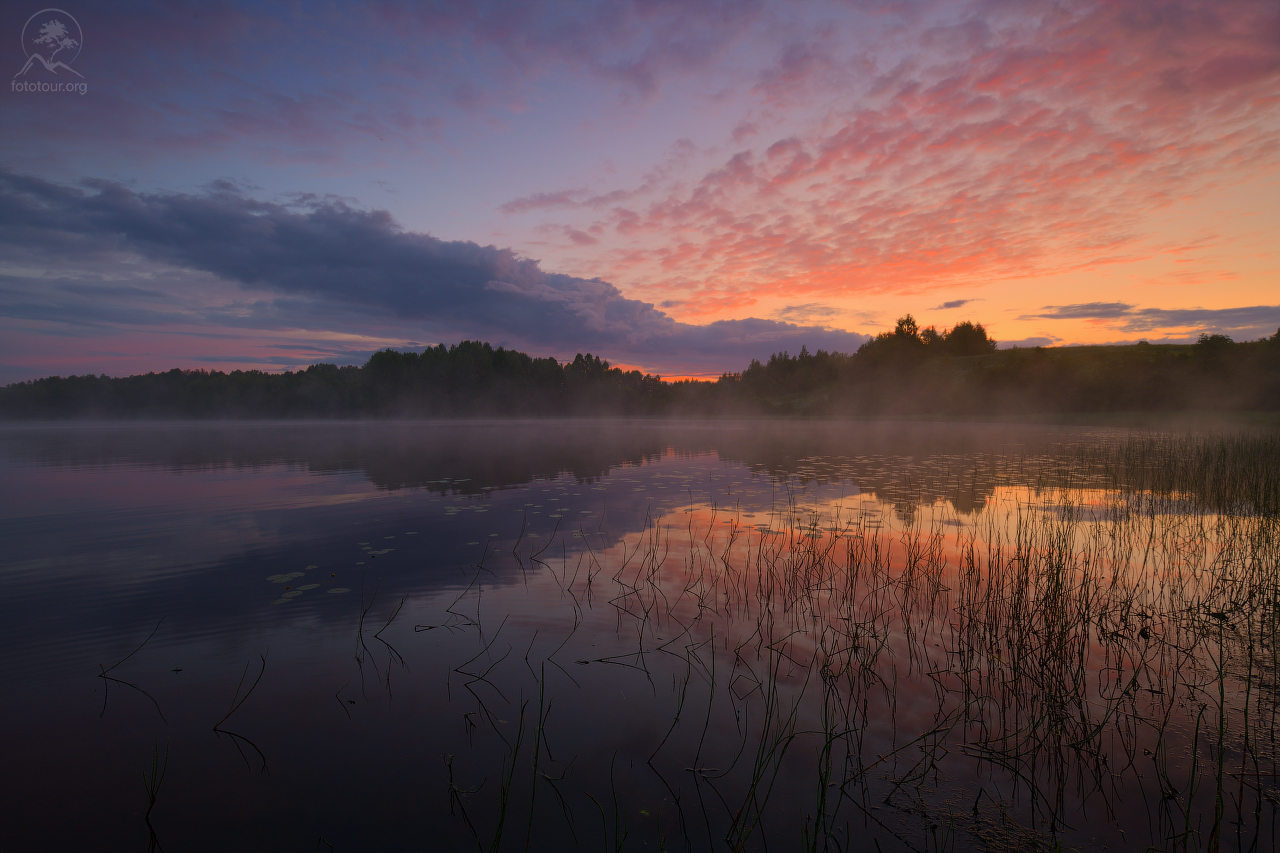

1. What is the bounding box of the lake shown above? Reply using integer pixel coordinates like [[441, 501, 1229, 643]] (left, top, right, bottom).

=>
[[2, 419, 1277, 851]]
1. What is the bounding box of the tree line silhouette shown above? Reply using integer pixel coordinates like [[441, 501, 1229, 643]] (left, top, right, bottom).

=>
[[2, 319, 1278, 418]]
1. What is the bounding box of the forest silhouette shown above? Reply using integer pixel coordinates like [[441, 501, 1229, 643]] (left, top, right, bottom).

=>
[[3, 318, 1278, 418]]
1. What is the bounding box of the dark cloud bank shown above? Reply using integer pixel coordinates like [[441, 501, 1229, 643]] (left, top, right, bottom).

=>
[[0, 171, 867, 373]]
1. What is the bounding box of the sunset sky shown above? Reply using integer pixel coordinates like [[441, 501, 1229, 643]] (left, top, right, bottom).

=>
[[1, 0, 1277, 383]]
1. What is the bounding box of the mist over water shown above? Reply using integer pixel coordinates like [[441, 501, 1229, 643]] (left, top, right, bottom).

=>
[[2, 420, 1276, 851]]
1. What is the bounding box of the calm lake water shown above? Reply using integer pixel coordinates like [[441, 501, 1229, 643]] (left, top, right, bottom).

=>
[[2, 420, 1276, 851]]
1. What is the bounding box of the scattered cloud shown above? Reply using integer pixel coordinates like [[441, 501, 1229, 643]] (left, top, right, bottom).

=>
[[932, 299, 978, 311], [998, 336, 1060, 349], [1020, 303, 1136, 320], [500, 190, 589, 215], [731, 120, 760, 144], [1117, 306, 1280, 336], [1018, 302, 1280, 339], [772, 303, 842, 323], [564, 228, 599, 246]]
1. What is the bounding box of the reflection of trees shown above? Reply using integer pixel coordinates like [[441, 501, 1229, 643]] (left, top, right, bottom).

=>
[[702, 421, 1088, 519], [0, 422, 670, 495], [9, 421, 1254, 520]]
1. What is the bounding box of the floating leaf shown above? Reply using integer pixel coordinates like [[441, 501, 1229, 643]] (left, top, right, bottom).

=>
[[328, 588, 351, 594], [271, 598, 290, 605], [297, 584, 320, 590]]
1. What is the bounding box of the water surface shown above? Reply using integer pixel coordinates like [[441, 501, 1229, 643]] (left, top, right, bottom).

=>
[[2, 420, 1275, 851]]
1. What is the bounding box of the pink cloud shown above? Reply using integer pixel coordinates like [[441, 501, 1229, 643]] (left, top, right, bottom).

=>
[[527, 0, 1280, 307]]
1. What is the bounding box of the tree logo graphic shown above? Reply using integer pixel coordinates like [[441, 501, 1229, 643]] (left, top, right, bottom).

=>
[[15, 8, 83, 79]]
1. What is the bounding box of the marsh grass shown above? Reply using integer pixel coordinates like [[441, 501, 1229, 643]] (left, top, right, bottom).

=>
[[436, 431, 1279, 851]]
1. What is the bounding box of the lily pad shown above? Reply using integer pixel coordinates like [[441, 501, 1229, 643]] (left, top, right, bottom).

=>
[[328, 588, 351, 594]]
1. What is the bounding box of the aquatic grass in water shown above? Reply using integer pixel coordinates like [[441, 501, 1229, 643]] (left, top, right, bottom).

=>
[[439, 432, 1280, 851]]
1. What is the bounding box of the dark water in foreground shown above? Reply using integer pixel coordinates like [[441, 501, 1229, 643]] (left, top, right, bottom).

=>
[[2, 420, 1276, 851]]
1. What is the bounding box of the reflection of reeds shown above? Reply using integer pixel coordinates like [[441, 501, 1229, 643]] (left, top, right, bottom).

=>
[[355, 573, 410, 698], [440, 432, 1280, 851], [98, 617, 166, 722], [142, 737, 168, 853], [212, 652, 269, 773]]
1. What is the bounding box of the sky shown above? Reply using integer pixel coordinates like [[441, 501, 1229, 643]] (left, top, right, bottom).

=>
[[1, 0, 1277, 384]]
